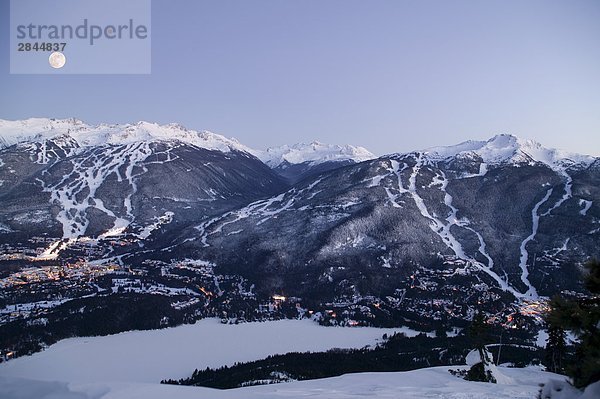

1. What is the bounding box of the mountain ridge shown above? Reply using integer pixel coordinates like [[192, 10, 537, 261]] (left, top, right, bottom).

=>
[[3, 118, 596, 170], [420, 134, 597, 170], [0, 118, 377, 169], [0, 118, 254, 155]]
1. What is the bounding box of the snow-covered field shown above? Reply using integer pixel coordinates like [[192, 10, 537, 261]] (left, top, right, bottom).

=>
[[0, 319, 574, 399]]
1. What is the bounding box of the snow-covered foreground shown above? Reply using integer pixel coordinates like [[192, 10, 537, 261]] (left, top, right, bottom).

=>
[[0, 319, 412, 384], [0, 366, 568, 399]]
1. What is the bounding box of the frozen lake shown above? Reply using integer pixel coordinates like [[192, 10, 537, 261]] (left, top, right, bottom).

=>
[[0, 318, 408, 383]]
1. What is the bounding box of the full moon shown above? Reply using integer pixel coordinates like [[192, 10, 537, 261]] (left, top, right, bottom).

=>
[[48, 52, 66, 69]]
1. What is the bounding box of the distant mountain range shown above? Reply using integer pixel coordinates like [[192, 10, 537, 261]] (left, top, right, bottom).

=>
[[0, 118, 598, 355]]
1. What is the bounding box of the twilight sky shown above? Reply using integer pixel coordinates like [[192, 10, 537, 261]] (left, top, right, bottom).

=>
[[1, 0, 599, 156]]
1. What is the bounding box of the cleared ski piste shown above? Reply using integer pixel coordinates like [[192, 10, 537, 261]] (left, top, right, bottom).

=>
[[0, 318, 420, 383], [0, 318, 569, 399]]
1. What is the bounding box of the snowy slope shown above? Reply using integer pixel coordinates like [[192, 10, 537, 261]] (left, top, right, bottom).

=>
[[256, 141, 375, 168], [423, 134, 596, 170], [0, 366, 571, 399], [0, 118, 254, 153]]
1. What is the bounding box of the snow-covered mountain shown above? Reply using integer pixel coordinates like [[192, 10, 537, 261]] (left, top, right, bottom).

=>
[[0, 118, 287, 243], [0, 118, 374, 185], [254, 141, 375, 184], [0, 118, 254, 153], [178, 147, 596, 296], [169, 134, 599, 324], [423, 134, 596, 170], [256, 141, 375, 168], [0, 118, 375, 164]]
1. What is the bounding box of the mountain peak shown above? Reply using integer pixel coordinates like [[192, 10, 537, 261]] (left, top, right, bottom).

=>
[[423, 134, 596, 169], [486, 133, 517, 145], [257, 141, 375, 168]]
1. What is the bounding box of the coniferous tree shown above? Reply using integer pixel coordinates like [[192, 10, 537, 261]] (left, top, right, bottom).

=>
[[465, 311, 495, 383], [469, 312, 490, 364], [544, 323, 566, 374], [547, 259, 600, 388]]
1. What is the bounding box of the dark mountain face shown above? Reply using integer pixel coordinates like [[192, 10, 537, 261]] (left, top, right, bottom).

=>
[[271, 159, 357, 185], [0, 137, 286, 245], [172, 152, 599, 314]]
